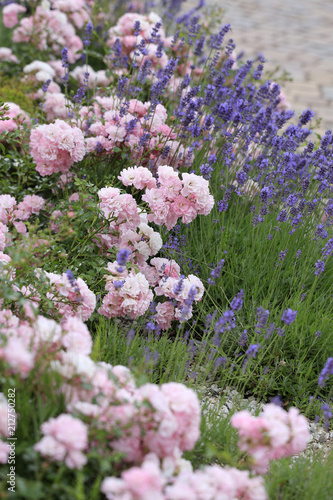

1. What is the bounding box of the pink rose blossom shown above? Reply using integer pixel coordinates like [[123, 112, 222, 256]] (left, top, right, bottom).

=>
[[2, 3, 26, 29], [34, 414, 88, 469], [0, 47, 19, 63], [30, 120, 85, 176]]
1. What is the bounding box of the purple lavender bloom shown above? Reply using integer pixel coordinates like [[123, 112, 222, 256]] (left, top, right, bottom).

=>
[[61, 47, 69, 85], [314, 224, 328, 241], [318, 358, 333, 387], [61, 47, 69, 68], [179, 285, 198, 321], [116, 76, 128, 99], [149, 20, 163, 44], [155, 40, 164, 59], [253, 60, 264, 80], [299, 108, 315, 126], [214, 310, 235, 334], [315, 260, 325, 276], [73, 72, 89, 104], [138, 131, 151, 148], [133, 20, 141, 36], [119, 100, 130, 118], [173, 276, 184, 296], [245, 343, 261, 358], [125, 118, 138, 138], [217, 200, 228, 212], [116, 249, 131, 272], [295, 249, 302, 259], [135, 38, 149, 56], [277, 249, 288, 264], [144, 346, 159, 365], [42, 79, 51, 92], [208, 259, 225, 285], [209, 24, 230, 50], [281, 308, 297, 325], [277, 210, 288, 222], [230, 289, 244, 311], [194, 33, 205, 56], [236, 170, 247, 185], [66, 269, 75, 287], [200, 163, 213, 180], [83, 22, 94, 47], [114, 280, 125, 289], [255, 307, 269, 334], [225, 38, 236, 56], [170, 30, 180, 49], [315, 331, 322, 339], [138, 59, 152, 83], [322, 238, 333, 258], [214, 356, 227, 369], [146, 321, 156, 332], [270, 395, 283, 407], [252, 214, 264, 227]]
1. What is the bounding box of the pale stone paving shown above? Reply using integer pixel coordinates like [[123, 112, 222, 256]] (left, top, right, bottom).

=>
[[186, 0, 333, 135]]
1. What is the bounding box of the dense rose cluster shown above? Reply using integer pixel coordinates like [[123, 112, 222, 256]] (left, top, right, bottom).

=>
[[96, 186, 161, 258], [154, 270, 205, 324], [0, 193, 45, 239], [107, 12, 169, 67], [0, 307, 201, 468], [30, 120, 85, 176], [0, 309, 51, 378], [120, 165, 215, 230], [2, 3, 26, 29], [12, 4, 83, 62], [23, 60, 56, 84], [98, 185, 141, 229], [0, 47, 19, 63], [95, 172, 208, 324], [231, 403, 311, 473], [97, 255, 204, 326], [42, 92, 68, 122], [0, 300, 310, 497], [102, 453, 268, 500], [83, 97, 187, 169], [34, 414, 89, 469], [48, 356, 201, 466], [0, 301, 96, 381], [98, 262, 153, 319], [50, 0, 92, 30], [0, 102, 30, 135]]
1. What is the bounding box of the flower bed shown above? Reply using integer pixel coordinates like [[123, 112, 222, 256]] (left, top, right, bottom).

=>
[[0, 0, 332, 498]]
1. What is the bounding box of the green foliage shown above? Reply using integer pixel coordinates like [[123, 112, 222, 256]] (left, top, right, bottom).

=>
[[0, 75, 39, 116]]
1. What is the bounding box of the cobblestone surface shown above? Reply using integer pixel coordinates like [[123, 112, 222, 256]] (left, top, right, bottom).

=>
[[188, 0, 333, 134]]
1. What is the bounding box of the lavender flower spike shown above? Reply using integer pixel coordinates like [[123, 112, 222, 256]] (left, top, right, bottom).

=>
[[318, 358, 333, 387], [281, 308, 297, 326], [116, 249, 131, 272]]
